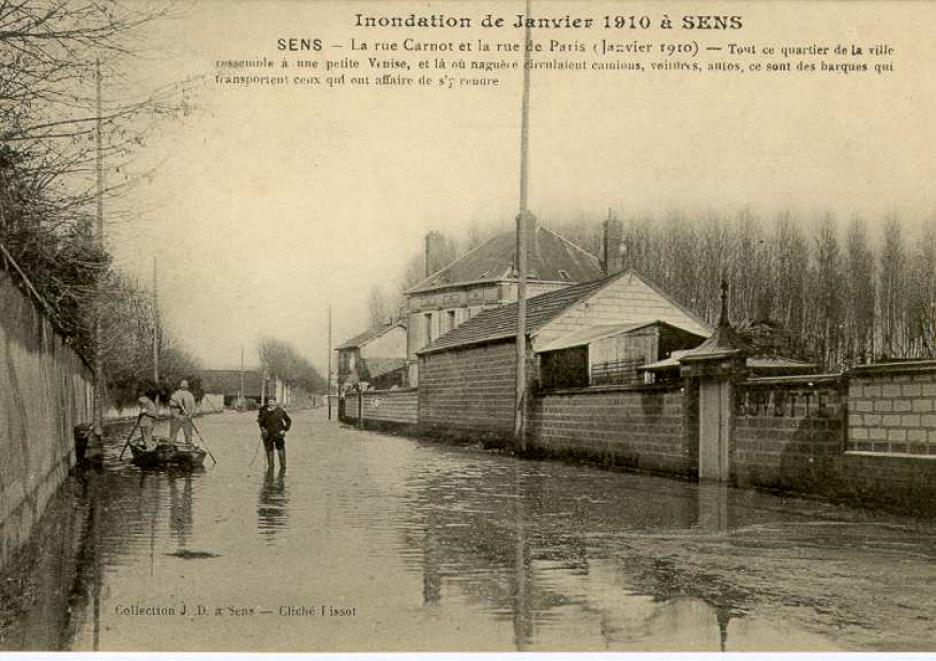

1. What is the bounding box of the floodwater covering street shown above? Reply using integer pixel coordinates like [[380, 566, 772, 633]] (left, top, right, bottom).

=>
[[4, 407, 936, 652]]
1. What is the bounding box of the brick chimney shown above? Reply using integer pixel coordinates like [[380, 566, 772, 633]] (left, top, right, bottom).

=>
[[602, 211, 624, 275], [424, 231, 444, 277]]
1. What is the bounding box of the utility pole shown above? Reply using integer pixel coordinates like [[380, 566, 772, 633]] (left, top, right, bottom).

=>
[[239, 345, 245, 411], [152, 256, 159, 385], [327, 304, 333, 419], [514, 0, 533, 452], [91, 57, 105, 447]]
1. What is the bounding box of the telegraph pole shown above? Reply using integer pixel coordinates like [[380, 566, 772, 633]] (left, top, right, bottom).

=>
[[91, 57, 105, 445], [152, 256, 159, 384], [514, 0, 533, 451], [327, 304, 333, 419], [239, 345, 245, 410]]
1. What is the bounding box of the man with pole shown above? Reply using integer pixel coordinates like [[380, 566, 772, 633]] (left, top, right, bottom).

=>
[[168, 379, 196, 445], [257, 396, 291, 472]]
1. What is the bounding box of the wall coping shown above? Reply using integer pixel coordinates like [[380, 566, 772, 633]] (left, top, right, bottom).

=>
[[845, 450, 936, 461], [848, 360, 936, 377], [741, 373, 843, 387], [361, 387, 418, 395], [536, 383, 682, 397]]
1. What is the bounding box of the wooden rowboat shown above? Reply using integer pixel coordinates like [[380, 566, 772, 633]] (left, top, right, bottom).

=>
[[129, 438, 206, 469]]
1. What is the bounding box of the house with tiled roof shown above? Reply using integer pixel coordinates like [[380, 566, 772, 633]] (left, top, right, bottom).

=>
[[336, 319, 407, 391], [404, 217, 608, 385], [415, 269, 713, 443]]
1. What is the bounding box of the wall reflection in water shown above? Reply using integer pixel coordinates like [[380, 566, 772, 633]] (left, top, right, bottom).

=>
[[257, 470, 289, 541], [407, 460, 749, 651]]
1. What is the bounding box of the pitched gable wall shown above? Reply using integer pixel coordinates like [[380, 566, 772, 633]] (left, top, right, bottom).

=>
[[532, 273, 711, 349], [360, 325, 407, 360]]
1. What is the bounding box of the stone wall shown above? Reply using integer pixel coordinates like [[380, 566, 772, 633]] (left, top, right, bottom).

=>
[[0, 269, 92, 572], [341, 388, 418, 427], [847, 361, 936, 455], [529, 384, 694, 475], [417, 340, 519, 444], [733, 376, 845, 494]]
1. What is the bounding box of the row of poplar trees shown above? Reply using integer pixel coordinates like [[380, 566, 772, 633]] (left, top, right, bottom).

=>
[[557, 210, 936, 372]]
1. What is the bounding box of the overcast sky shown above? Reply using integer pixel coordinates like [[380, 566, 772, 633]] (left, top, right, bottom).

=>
[[105, 0, 936, 372]]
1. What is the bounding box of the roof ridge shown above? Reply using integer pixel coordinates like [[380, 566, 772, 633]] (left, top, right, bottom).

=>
[[538, 224, 601, 264], [626, 269, 714, 333], [336, 320, 404, 349], [404, 231, 503, 294], [527, 270, 627, 333]]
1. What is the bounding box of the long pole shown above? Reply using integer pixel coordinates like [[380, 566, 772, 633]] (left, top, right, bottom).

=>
[[92, 57, 105, 441], [327, 304, 333, 419], [240, 345, 245, 410], [152, 256, 159, 384], [514, 0, 533, 451]]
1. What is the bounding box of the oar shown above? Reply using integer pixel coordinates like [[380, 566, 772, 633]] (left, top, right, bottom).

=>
[[189, 419, 218, 464], [118, 415, 142, 460]]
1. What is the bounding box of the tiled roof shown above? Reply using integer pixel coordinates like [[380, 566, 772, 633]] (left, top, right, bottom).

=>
[[406, 225, 602, 294], [336, 321, 404, 350], [417, 273, 620, 355]]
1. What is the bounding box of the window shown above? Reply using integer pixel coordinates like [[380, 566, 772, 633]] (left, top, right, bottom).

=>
[[540, 347, 590, 390], [446, 310, 456, 332], [423, 313, 433, 346], [559, 269, 571, 281]]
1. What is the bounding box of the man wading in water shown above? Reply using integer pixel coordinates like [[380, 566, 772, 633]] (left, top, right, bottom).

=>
[[258, 397, 292, 472]]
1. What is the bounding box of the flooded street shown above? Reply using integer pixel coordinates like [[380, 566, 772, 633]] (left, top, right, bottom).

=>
[[5, 407, 936, 652]]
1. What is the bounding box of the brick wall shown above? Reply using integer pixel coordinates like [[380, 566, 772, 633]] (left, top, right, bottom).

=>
[[733, 377, 845, 493], [418, 340, 519, 445], [847, 361, 936, 455], [342, 388, 418, 426], [529, 384, 694, 475]]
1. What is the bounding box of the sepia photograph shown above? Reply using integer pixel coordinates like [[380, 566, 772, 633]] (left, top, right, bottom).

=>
[[2, 0, 936, 655]]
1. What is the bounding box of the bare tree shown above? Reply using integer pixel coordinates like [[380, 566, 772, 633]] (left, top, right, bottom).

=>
[[879, 216, 907, 359], [368, 284, 390, 326], [844, 217, 876, 364]]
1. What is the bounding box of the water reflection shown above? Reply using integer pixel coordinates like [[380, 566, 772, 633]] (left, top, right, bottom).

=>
[[404, 456, 757, 651], [697, 482, 730, 533], [8, 411, 936, 652], [257, 469, 289, 540], [168, 473, 194, 549]]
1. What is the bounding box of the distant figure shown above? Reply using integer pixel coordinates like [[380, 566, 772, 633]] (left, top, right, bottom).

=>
[[169, 379, 196, 445], [257, 396, 292, 472], [137, 387, 159, 449]]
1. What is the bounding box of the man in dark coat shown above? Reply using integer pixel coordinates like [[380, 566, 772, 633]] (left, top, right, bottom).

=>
[[257, 396, 292, 472]]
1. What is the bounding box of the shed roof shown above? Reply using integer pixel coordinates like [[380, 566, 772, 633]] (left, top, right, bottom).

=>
[[405, 225, 602, 294], [535, 320, 704, 354], [336, 321, 404, 350], [364, 357, 406, 379]]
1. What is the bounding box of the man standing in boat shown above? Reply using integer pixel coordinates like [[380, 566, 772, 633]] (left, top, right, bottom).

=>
[[258, 396, 291, 472], [137, 387, 160, 449], [169, 379, 197, 445]]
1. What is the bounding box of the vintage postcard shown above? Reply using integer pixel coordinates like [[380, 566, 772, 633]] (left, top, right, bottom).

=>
[[1, 0, 935, 656]]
